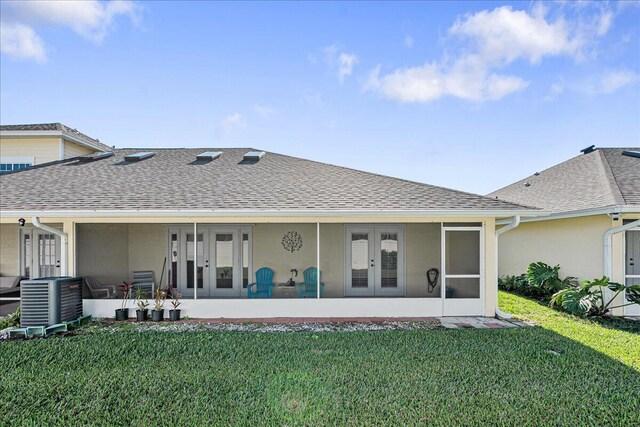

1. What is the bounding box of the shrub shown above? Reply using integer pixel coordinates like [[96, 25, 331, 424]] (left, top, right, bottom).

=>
[[550, 276, 640, 317], [499, 262, 575, 300], [0, 307, 20, 330]]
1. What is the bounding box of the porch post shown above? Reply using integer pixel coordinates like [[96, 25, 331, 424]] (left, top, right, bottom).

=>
[[317, 222, 320, 299], [193, 222, 197, 300], [63, 220, 76, 276]]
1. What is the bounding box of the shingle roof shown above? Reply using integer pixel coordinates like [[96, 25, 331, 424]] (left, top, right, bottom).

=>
[[488, 148, 640, 213], [0, 148, 532, 213], [0, 122, 112, 152]]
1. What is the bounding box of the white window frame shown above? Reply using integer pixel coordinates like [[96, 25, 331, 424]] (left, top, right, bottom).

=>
[[623, 226, 640, 316]]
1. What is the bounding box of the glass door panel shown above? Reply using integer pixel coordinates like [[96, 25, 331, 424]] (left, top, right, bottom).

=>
[[346, 228, 375, 296], [37, 233, 59, 278], [374, 228, 404, 296], [182, 231, 208, 297], [215, 233, 234, 289]]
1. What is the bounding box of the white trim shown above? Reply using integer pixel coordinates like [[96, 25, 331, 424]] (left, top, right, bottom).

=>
[[83, 298, 446, 319], [0, 156, 35, 164], [0, 208, 546, 219], [496, 205, 640, 225], [59, 138, 64, 159], [316, 222, 320, 299], [623, 228, 640, 316], [0, 130, 108, 153]]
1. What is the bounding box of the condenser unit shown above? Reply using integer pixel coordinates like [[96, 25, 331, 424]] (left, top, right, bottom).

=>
[[20, 277, 83, 327]]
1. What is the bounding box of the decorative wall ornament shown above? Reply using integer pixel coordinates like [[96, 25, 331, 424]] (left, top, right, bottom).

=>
[[281, 231, 303, 253]]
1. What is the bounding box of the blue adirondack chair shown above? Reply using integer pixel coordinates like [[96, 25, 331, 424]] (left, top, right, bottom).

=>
[[296, 267, 325, 298], [247, 267, 275, 298]]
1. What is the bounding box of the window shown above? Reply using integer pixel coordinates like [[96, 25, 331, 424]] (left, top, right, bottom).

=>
[[0, 163, 31, 173]]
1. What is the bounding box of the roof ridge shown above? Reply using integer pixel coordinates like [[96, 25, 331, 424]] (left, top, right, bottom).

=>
[[263, 149, 537, 210], [599, 149, 629, 205]]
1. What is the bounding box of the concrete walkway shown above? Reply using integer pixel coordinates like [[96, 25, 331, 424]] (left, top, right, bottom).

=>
[[439, 316, 531, 329]]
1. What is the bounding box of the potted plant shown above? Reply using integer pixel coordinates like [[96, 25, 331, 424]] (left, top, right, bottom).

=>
[[134, 287, 149, 321], [115, 282, 132, 321], [151, 288, 166, 322], [169, 289, 182, 321]]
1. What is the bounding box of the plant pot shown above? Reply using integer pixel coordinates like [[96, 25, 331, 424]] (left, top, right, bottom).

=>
[[151, 310, 164, 322], [136, 309, 148, 321], [115, 308, 129, 321], [169, 309, 181, 321]]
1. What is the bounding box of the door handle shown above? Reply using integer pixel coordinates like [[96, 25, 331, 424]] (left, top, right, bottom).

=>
[[205, 260, 209, 268], [370, 259, 375, 267], [56, 261, 61, 268]]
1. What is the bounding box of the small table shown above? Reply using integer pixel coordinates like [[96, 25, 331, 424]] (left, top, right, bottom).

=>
[[273, 282, 297, 298]]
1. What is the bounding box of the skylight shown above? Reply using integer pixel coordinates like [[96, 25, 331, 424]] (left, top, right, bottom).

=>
[[124, 152, 155, 162], [622, 150, 640, 159], [243, 151, 266, 161], [78, 151, 114, 163], [197, 151, 222, 161]]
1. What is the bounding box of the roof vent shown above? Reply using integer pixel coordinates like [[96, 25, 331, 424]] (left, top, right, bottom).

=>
[[124, 152, 155, 162], [580, 145, 596, 154], [197, 151, 222, 161], [534, 172, 540, 176], [243, 151, 266, 161], [524, 182, 531, 187], [622, 150, 640, 159], [78, 151, 115, 163]]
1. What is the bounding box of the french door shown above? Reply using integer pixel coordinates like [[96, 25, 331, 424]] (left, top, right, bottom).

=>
[[345, 226, 405, 296], [20, 228, 62, 278], [442, 226, 483, 316], [625, 229, 640, 316], [168, 227, 251, 298]]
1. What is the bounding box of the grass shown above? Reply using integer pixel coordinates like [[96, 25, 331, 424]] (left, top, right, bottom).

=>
[[0, 294, 638, 427]]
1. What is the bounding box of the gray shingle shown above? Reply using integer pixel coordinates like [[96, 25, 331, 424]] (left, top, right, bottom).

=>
[[488, 147, 640, 212], [0, 148, 531, 212]]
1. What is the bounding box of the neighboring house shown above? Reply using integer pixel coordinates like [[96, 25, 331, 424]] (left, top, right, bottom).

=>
[[0, 123, 111, 173], [488, 147, 640, 317], [0, 146, 542, 319]]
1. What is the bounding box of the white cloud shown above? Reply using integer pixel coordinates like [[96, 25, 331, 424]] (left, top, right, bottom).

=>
[[0, 1, 140, 62], [253, 104, 278, 117], [217, 113, 246, 137], [545, 82, 565, 101], [0, 22, 46, 63], [365, 4, 618, 104], [320, 43, 359, 82], [585, 69, 639, 95], [404, 35, 414, 48], [337, 52, 359, 83]]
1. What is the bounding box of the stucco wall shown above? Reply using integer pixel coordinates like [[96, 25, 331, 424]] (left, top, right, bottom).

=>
[[76, 224, 129, 285], [0, 224, 20, 276], [0, 136, 61, 165], [498, 215, 612, 281], [63, 139, 94, 159]]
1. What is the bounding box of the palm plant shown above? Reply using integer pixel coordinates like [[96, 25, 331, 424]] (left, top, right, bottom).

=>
[[550, 276, 640, 317], [526, 262, 575, 296]]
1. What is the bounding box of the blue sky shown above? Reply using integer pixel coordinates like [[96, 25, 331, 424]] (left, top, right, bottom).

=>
[[1, 1, 639, 194]]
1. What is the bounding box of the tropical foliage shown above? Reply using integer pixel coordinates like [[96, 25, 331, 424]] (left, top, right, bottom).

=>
[[550, 276, 640, 317], [498, 262, 575, 300]]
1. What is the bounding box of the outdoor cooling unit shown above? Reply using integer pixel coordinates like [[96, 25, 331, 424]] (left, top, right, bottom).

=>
[[20, 277, 83, 327]]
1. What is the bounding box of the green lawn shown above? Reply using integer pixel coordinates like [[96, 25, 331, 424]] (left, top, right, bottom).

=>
[[1, 293, 639, 426]]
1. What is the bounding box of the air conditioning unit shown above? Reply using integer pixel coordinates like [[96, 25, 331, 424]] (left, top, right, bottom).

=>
[[20, 277, 83, 327]]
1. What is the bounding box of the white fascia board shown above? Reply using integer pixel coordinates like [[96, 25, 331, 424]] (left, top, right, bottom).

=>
[[0, 208, 546, 219], [496, 205, 640, 225], [0, 130, 107, 153]]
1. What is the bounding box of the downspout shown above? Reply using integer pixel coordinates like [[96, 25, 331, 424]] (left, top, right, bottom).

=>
[[32, 216, 68, 277], [604, 219, 640, 278], [495, 215, 521, 319]]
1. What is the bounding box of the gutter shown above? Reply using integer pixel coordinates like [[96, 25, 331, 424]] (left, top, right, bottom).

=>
[[494, 215, 521, 319], [0, 208, 546, 219], [31, 217, 68, 277], [604, 219, 640, 278], [496, 205, 639, 225]]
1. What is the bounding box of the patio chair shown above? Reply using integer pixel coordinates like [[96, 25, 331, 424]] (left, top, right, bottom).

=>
[[296, 267, 325, 298], [131, 271, 155, 296], [84, 277, 118, 299], [247, 267, 275, 298]]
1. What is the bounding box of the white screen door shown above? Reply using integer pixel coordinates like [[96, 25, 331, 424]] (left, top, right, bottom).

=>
[[442, 226, 483, 316], [625, 229, 640, 316], [345, 226, 404, 297]]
